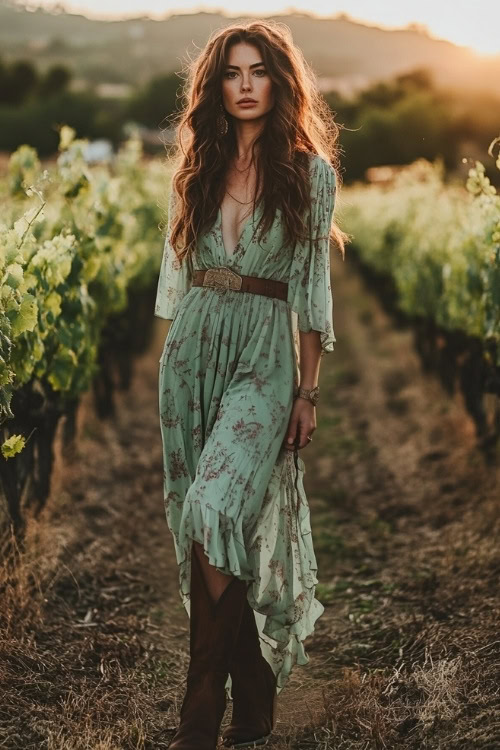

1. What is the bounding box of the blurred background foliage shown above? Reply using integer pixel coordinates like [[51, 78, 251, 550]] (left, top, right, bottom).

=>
[[0, 3, 498, 184]]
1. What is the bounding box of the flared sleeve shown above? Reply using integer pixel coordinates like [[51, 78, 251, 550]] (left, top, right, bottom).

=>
[[287, 154, 337, 354], [154, 188, 193, 321]]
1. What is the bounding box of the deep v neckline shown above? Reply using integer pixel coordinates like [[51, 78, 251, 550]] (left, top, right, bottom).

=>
[[217, 203, 260, 260]]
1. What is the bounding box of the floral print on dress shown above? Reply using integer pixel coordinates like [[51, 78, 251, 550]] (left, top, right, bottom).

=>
[[156, 153, 337, 695]]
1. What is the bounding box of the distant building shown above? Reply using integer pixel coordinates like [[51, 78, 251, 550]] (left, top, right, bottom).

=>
[[95, 82, 133, 99], [83, 139, 114, 164]]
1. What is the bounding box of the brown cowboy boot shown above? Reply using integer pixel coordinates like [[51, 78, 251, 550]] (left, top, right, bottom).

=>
[[221, 598, 278, 748], [169, 548, 248, 750]]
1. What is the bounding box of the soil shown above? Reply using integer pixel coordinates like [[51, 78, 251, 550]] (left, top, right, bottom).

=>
[[1, 255, 498, 750]]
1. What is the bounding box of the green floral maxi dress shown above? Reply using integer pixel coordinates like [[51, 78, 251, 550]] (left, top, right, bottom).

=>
[[156, 153, 337, 694]]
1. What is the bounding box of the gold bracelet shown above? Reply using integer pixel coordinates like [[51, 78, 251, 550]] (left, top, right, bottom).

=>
[[293, 385, 320, 405]]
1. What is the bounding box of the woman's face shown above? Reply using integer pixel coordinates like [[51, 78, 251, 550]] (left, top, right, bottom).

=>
[[221, 42, 274, 123]]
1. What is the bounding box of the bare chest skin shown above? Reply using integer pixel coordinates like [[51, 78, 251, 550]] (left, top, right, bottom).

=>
[[220, 163, 259, 257]]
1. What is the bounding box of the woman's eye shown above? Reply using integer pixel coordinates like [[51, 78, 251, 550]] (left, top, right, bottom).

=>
[[224, 69, 266, 78]]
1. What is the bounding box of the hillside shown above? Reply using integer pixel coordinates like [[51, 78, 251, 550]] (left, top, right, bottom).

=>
[[1, 1, 499, 96]]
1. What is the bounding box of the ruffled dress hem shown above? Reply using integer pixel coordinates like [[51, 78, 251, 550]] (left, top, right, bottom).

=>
[[165, 447, 324, 695]]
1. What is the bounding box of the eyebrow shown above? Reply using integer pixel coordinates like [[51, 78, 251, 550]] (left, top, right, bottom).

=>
[[225, 62, 265, 70]]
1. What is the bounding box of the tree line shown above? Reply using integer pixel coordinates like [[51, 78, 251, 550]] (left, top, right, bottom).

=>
[[0, 55, 498, 183]]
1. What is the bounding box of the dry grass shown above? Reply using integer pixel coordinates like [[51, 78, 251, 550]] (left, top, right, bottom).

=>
[[0, 513, 182, 749]]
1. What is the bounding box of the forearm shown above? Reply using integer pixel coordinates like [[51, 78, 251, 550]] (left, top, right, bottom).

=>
[[298, 329, 322, 389]]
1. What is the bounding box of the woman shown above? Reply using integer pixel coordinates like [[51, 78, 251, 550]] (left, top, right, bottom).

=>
[[155, 19, 347, 750]]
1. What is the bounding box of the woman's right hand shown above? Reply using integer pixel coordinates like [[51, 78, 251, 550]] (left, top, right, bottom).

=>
[[283, 397, 316, 451]]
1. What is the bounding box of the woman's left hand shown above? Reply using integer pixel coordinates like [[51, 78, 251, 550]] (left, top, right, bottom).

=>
[[283, 397, 316, 451]]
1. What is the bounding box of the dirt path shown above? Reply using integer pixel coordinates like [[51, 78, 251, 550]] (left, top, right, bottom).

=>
[[2, 256, 498, 750]]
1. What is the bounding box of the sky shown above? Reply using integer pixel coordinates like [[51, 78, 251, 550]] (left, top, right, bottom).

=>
[[32, 0, 500, 55]]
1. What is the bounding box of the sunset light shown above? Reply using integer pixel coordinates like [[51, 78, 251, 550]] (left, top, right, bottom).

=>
[[31, 0, 500, 56]]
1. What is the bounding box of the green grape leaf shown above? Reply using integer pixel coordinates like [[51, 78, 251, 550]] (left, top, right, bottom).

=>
[[11, 293, 38, 336], [4, 263, 24, 290], [45, 291, 62, 317], [47, 348, 78, 391], [1, 433, 26, 459]]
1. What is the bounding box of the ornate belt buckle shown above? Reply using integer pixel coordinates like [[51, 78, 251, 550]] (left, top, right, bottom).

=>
[[203, 266, 243, 291]]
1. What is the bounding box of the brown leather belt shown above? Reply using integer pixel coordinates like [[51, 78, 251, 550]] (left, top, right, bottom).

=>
[[192, 266, 288, 302]]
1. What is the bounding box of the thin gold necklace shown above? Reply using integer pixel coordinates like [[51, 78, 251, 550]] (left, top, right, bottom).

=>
[[232, 152, 255, 173], [232, 160, 252, 174], [225, 189, 255, 205]]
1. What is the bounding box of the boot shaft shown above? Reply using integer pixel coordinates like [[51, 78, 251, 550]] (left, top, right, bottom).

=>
[[169, 548, 250, 750], [188, 551, 249, 670]]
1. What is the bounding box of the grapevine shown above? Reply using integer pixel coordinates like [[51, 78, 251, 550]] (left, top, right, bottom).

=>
[[0, 126, 169, 535], [342, 138, 500, 447]]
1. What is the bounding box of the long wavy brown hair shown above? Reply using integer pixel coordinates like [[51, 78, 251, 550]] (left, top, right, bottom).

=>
[[163, 19, 348, 265]]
